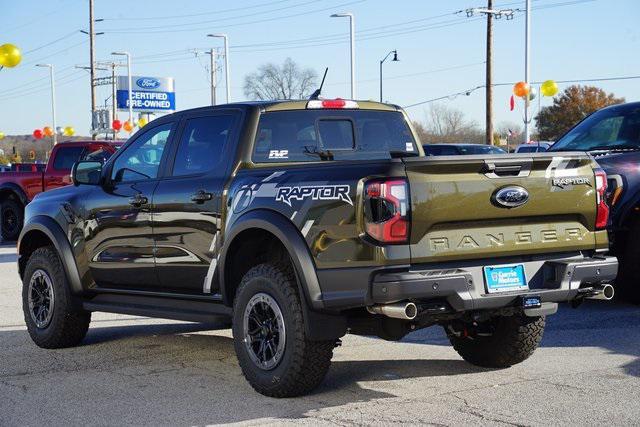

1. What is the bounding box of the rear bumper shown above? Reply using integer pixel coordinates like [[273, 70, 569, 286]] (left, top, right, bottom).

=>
[[317, 253, 618, 312]]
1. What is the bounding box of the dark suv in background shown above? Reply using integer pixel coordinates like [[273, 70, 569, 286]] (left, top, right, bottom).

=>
[[549, 101, 640, 302]]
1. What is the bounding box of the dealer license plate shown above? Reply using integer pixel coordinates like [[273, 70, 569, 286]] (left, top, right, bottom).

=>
[[483, 264, 528, 294]]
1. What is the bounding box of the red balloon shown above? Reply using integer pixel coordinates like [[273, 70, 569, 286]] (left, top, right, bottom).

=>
[[33, 129, 43, 139], [112, 119, 122, 131]]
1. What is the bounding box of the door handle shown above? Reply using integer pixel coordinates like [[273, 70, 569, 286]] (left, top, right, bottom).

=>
[[191, 190, 213, 204], [128, 194, 148, 207]]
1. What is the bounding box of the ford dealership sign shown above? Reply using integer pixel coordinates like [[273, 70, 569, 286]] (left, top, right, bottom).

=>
[[136, 77, 161, 89], [117, 76, 175, 112]]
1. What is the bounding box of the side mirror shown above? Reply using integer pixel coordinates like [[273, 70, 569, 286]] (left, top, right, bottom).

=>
[[72, 161, 103, 186]]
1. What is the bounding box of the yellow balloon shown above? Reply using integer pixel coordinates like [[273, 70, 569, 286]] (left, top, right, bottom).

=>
[[540, 80, 559, 97], [0, 132, 4, 140], [63, 126, 75, 136], [0, 44, 22, 68], [137, 117, 147, 128]]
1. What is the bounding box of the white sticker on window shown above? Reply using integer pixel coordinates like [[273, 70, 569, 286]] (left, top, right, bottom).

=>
[[405, 143, 414, 152], [269, 149, 289, 159]]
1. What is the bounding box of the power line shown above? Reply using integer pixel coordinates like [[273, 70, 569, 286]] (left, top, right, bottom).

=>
[[0, 71, 87, 102], [23, 31, 80, 55], [101, 0, 300, 21], [102, 0, 322, 32], [21, 40, 89, 67], [403, 75, 640, 109], [102, 0, 367, 34]]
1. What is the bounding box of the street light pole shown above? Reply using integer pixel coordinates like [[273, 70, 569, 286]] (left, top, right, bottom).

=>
[[112, 51, 133, 126], [524, 0, 531, 144], [207, 34, 230, 103], [379, 50, 398, 103], [36, 64, 57, 145], [331, 12, 355, 99]]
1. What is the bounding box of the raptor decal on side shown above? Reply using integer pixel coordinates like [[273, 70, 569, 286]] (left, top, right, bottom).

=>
[[275, 185, 353, 207]]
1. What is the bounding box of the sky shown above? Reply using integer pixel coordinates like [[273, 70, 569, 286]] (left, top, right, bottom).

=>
[[1, 0, 639, 136]]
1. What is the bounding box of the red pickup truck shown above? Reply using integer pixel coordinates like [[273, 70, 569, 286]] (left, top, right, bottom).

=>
[[0, 140, 120, 240]]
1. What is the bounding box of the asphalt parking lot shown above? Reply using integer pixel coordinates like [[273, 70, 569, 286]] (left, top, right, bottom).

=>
[[0, 244, 639, 426]]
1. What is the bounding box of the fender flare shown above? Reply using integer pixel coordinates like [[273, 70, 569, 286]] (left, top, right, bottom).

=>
[[18, 215, 83, 294], [219, 209, 347, 341], [0, 182, 29, 206], [219, 209, 324, 310]]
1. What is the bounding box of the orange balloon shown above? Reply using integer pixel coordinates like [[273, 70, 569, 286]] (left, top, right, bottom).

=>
[[43, 126, 54, 137], [513, 81, 530, 98], [123, 120, 134, 132]]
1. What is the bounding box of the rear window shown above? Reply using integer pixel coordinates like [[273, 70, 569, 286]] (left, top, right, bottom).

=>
[[53, 147, 84, 170], [516, 145, 542, 153], [253, 110, 416, 162]]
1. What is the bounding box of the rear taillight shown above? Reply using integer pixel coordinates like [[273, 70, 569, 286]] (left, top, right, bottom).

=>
[[595, 168, 609, 229], [364, 179, 410, 244]]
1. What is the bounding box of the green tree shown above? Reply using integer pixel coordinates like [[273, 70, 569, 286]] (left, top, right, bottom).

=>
[[535, 85, 624, 140]]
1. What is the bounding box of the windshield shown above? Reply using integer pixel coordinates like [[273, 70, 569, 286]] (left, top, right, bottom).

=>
[[551, 104, 640, 151]]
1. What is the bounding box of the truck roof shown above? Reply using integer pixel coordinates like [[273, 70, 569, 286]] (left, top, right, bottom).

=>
[[166, 99, 402, 116]]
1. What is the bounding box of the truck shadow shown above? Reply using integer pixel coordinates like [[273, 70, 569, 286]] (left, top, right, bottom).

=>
[[1, 300, 637, 424], [0, 321, 483, 425], [0, 252, 18, 263], [402, 299, 640, 378]]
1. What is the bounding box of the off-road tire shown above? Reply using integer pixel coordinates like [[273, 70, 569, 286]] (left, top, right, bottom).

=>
[[232, 262, 334, 397], [22, 246, 91, 348], [446, 314, 545, 368], [618, 221, 640, 304], [1, 198, 23, 241]]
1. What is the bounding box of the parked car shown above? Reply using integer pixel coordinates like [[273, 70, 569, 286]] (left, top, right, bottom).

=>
[[423, 143, 506, 156], [514, 142, 552, 153], [0, 140, 119, 240], [18, 99, 616, 397], [549, 101, 640, 302]]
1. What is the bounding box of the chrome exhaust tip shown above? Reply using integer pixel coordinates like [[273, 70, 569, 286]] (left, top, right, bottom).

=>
[[367, 302, 418, 320], [585, 284, 615, 301]]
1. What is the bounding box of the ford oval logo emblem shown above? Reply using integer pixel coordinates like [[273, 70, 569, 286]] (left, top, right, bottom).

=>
[[493, 186, 529, 208], [136, 78, 160, 89]]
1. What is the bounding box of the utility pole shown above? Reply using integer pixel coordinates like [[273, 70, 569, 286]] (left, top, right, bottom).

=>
[[208, 49, 217, 106], [486, 0, 493, 145], [111, 62, 117, 139], [463, 6, 514, 145], [89, 0, 97, 140], [524, 0, 531, 144]]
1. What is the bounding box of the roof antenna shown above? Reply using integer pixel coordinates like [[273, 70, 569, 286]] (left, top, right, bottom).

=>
[[309, 67, 328, 100]]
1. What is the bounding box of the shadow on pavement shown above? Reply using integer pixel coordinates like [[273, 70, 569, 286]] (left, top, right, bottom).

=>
[[1, 300, 638, 424], [401, 299, 640, 378], [0, 253, 18, 263], [0, 320, 486, 425]]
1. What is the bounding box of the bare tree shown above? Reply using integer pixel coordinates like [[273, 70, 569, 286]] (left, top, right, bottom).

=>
[[419, 103, 484, 144], [244, 58, 318, 100]]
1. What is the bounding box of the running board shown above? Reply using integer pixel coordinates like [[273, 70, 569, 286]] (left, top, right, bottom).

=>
[[82, 292, 232, 323]]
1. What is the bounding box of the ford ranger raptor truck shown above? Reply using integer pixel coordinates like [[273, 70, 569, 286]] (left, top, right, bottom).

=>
[[17, 99, 617, 397]]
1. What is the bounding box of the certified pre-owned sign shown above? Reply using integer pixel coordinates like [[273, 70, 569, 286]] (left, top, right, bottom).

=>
[[117, 75, 175, 112]]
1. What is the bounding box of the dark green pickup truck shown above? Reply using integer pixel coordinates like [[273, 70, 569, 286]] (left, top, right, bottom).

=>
[[17, 99, 617, 397]]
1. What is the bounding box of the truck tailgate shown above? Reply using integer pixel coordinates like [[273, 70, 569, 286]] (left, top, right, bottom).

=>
[[404, 153, 600, 263]]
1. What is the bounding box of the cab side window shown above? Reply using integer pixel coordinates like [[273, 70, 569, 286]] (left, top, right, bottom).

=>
[[111, 123, 172, 183], [172, 115, 235, 177]]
